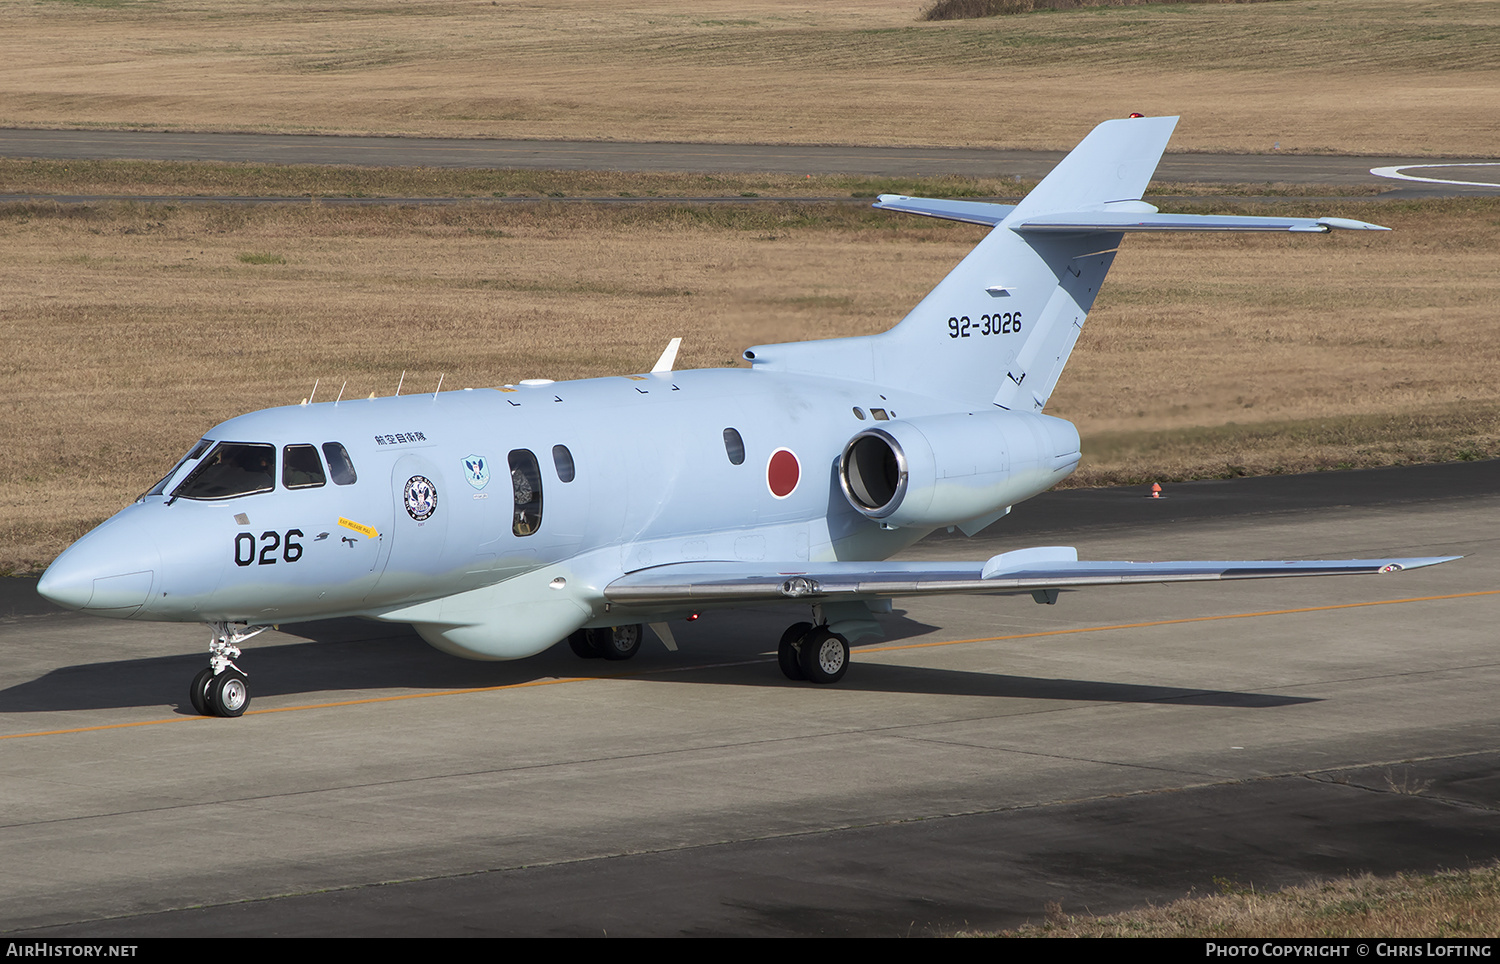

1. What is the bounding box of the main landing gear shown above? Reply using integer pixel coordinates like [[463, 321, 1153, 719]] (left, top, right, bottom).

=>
[[778, 621, 850, 685], [568, 624, 644, 661], [565, 619, 852, 684], [188, 622, 265, 718]]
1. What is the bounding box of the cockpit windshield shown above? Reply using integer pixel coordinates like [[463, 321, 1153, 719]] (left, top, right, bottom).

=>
[[142, 439, 213, 500], [170, 442, 276, 501]]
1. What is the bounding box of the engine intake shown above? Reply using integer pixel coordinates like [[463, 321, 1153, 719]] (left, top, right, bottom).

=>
[[838, 410, 1080, 529]]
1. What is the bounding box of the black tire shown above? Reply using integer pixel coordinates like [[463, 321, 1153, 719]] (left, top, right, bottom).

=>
[[798, 627, 849, 685], [595, 624, 642, 661], [778, 622, 812, 681], [189, 668, 214, 716], [208, 669, 250, 718], [567, 629, 602, 659]]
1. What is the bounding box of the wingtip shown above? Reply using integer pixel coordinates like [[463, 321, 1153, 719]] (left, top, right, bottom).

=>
[[1317, 216, 1391, 232], [1390, 555, 1464, 571]]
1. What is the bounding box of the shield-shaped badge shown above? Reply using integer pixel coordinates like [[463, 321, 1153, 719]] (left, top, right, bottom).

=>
[[463, 455, 490, 490]]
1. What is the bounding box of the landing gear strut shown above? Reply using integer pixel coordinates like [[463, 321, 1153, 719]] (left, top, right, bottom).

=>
[[188, 622, 264, 717], [778, 622, 850, 685]]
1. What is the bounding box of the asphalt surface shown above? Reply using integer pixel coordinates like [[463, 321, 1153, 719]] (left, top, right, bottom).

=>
[[3, 128, 1498, 199], [3, 461, 1496, 936]]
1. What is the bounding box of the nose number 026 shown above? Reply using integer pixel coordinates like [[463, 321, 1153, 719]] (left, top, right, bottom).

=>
[[234, 529, 305, 567]]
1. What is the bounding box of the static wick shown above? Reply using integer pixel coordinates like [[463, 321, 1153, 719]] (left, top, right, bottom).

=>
[[433, 373, 444, 400], [395, 370, 405, 397]]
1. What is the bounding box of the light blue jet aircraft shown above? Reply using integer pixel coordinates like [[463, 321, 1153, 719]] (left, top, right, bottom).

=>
[[38, 116, 1457, 717]]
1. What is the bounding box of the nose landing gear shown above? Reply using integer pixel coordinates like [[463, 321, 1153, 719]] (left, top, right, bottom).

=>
[[188, 622, 264, 717]]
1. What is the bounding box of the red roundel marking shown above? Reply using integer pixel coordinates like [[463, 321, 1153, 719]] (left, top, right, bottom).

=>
[[767, 448, 800, 499]]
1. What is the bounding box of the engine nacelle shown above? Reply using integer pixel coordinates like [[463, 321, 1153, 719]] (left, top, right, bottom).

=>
[[838, 409, 1080, 529]]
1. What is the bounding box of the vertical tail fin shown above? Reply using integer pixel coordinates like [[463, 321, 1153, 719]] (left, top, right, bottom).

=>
[[1007, 115, 1178, 220], [745, 116, 1178, 411]]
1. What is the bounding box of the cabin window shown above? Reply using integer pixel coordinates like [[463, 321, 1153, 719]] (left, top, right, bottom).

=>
[[871, 408, 889, 421], [171, 442, 276, 501], [852, 407, 866, 421], [723, 428, 745, 465], [509, 449, 543, 537], [144, 438, 213, 499], [282, 444, 326, 489], [552, 444, 575, 483], [322, 442, 358, 485]]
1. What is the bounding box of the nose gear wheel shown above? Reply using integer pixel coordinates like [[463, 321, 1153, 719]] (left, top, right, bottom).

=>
[[187, 622, 264, 717]]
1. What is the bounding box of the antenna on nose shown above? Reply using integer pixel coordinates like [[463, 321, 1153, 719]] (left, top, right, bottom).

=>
[[335, 380, 346, 405], [301, 378, 319, 406], [395, 370, 405, 397], [432, 373, 444, 400]]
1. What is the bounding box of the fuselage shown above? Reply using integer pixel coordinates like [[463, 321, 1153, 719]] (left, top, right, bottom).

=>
[[39, 365, 1080, 658]]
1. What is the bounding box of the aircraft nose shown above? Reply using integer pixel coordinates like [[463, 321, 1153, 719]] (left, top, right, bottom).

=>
[[35, 557, 93, 610], [38, 512, 161, 616]]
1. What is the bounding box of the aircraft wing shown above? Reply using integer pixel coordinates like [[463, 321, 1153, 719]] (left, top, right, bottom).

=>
[[603, 547, 1458, 608]]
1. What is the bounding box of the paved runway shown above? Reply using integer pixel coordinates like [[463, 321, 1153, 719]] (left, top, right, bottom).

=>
[[3, 128, 1498, 198], [3, 461, 1497, 936]]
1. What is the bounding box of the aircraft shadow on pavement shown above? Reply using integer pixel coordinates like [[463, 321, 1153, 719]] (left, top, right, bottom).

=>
[[643, 659, 1320, 707], [0, 614, 1317, 714]]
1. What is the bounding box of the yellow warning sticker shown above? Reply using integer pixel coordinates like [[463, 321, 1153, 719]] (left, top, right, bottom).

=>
[[338, 517, 379, 539]]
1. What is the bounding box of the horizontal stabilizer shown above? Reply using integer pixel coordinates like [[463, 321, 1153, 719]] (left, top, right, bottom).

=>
[[1014, 212, 1390, 233], [604, 553, 1459, 608], [872, 194, 1017, 226]]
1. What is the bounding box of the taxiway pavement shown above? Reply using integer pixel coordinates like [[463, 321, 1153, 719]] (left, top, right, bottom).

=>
[[2, 462, 1496, 936], [3, 128, 1498, 198]]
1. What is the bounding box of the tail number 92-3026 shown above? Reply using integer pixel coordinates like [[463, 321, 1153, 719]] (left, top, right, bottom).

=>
[[948, 312, 1022, 339]]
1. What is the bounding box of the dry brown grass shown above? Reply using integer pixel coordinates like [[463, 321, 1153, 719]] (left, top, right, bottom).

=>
[[3, 194, 1496, 572], [0, 1, 1497, 156], [987, 862, 1500, 937], [1054, 197, 1500, 468]]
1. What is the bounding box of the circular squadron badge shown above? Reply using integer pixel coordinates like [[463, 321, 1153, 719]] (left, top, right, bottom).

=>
[[403, 475, 438, 521]]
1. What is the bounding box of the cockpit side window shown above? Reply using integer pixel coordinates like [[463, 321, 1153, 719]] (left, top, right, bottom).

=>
[[282, 444, 327, 489], [144, 438, 213, 499], [171, 442, 276, 501], [509, 449, 543, 537], [322, 442, 358, 486]]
